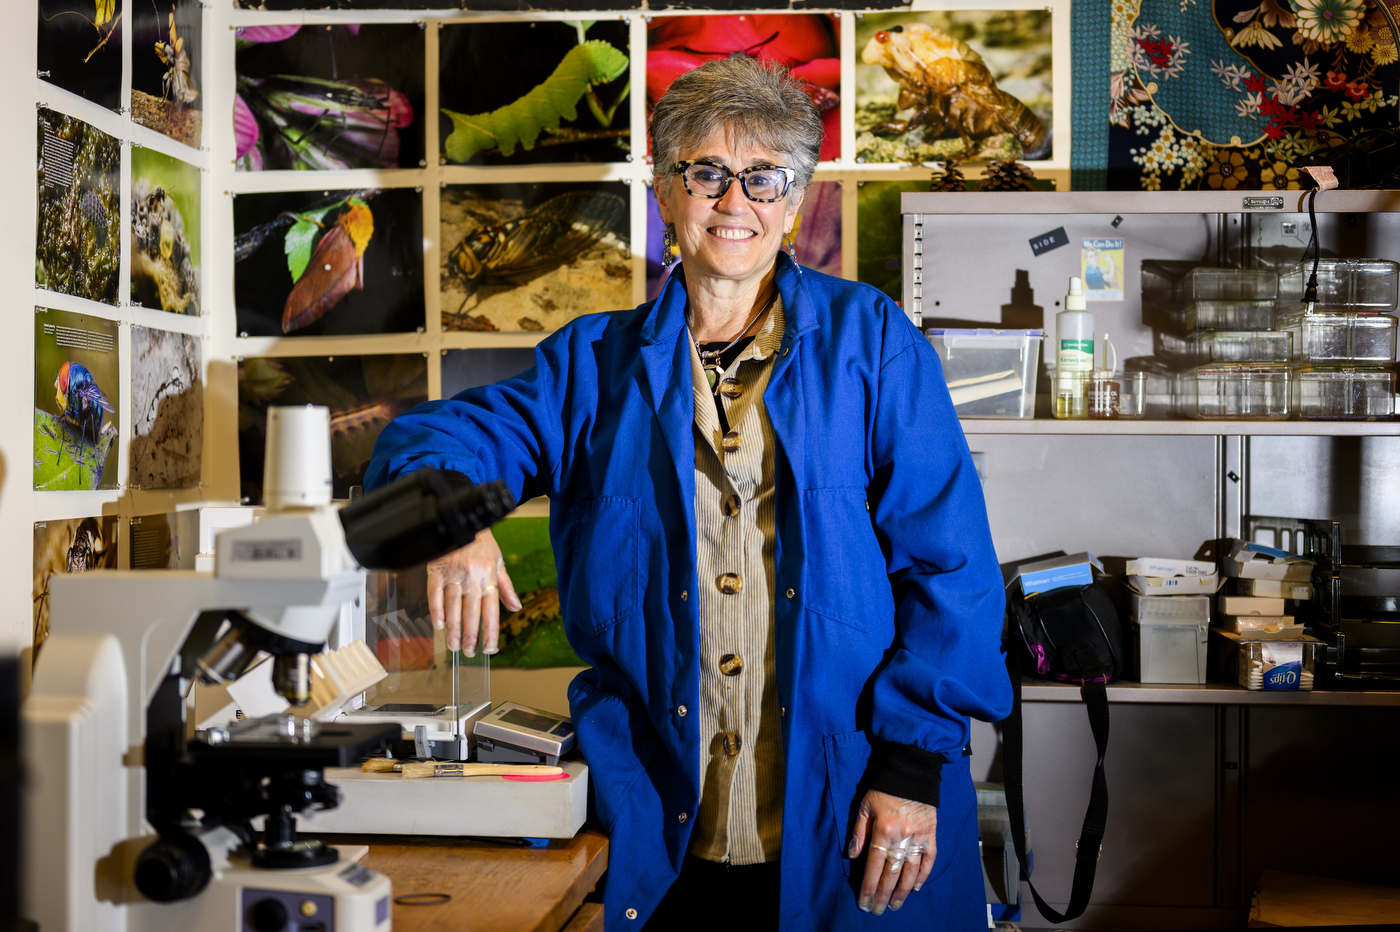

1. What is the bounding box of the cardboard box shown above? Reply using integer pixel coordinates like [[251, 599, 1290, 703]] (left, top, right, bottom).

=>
[[1014, 552, 1101, 595], [1127, 574, 1222, 596], [1237, 578, 1313, 599], [1222, 539, 1314, 581], [1218, 594, 1286, 616], [1125, 557, 1217, 578], [1221, 615, 1297, 634]]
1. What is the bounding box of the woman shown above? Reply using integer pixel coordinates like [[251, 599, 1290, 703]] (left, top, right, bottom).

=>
[[365, 56, 1011, 929]]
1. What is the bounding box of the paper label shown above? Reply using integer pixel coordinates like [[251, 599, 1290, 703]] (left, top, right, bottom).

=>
[[1058, 340, 1094, 372], [1261, 641, 1304, 690]]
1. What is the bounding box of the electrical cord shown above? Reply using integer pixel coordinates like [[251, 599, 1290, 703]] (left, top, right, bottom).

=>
[[1302, 187, 1321, 312]]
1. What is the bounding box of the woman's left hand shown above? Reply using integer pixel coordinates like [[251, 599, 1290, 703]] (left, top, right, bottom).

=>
[[847, 789, 938, 916]]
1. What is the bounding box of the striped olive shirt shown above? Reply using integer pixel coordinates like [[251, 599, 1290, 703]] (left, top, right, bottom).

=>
[[686, 299, 786, 865]]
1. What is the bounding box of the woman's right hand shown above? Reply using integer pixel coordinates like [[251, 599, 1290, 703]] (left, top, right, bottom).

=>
[[426, 527, 522, 656]]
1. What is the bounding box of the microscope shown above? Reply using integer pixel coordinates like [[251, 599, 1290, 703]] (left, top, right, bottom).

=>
[[23, 407, 513, 932]]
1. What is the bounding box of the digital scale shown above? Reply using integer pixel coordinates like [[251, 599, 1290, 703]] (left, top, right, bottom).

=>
[[475, 701, 576, 766]]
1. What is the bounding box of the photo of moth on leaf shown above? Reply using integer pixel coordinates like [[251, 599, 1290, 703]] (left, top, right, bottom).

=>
[[441, 182, 630, 333], [38, 0, 123, 113], [131, 0, 201, 148], [439, 19, 629, 166], [34, 307, 119, 492], [235, 23, 424, 171], [233, 188, 424, 337]]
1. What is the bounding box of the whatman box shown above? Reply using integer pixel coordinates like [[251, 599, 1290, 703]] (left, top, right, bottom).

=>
[[1222, 540, 1314, 581], [1013, 552, 1102, 595], [1237, 578, 1313, 599], [1127, 574, 1222, 596], [1125, 557, 1216, 578]]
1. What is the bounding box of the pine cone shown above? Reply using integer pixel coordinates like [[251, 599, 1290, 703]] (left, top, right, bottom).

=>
[[977, 160, 1037, 192], [929, 160, 966, 192]]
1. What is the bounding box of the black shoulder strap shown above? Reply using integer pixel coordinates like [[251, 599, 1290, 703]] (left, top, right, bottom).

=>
[[1003, 647, 1110, 924]]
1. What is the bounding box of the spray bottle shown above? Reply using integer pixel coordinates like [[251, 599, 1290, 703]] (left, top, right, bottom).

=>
[[1055, 277, 1096, 418]]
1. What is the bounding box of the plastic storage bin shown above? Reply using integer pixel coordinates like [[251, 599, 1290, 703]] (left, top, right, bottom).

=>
[[1051, 370, 1146, 419], [1276, 310, 1397, 363], [1184, 268, 1278, 332], [1130, 594, 1209, 684], [1189, 329, 1292, 364], [926, 328, 1043, 419], [1235, 639, 1321, 690], [1184, 363, 1291, 420], [1278, 258, 1399, 312], [1293, 366, 1396, 420]]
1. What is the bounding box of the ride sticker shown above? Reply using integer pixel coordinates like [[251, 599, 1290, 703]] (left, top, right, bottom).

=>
[[1261, 641, 1304, 690], [1081, 239, 1124, 302]]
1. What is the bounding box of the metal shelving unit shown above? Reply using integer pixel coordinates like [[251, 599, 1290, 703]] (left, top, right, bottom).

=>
[[959, 419, 1400, 436]]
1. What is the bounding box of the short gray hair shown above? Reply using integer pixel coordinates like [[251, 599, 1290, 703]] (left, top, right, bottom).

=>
[[650, 56, 822, 192]]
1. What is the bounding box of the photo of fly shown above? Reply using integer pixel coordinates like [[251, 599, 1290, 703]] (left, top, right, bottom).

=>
[[34, 307, 120, 492], [439, 20, 630, 166], [38, 0, 123, 112], [235, 23, 424, 171], [441, 182, 631, 333], [233, 187, 424, 337], [131, 0, 201, 148]]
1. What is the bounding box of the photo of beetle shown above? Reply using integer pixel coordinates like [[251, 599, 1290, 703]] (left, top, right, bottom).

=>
[[856, 11, 1053, 164], [441, 182, 631, 333]]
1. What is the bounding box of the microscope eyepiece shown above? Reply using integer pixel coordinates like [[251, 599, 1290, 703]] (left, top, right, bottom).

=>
[[338, 468, 515, 570]]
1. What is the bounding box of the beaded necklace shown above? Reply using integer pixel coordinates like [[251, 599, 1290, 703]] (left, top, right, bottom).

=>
[[690, 288, 776, 393]]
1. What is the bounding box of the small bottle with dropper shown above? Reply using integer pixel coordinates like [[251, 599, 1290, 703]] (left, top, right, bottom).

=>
[[1055, 276, 1095, 418]]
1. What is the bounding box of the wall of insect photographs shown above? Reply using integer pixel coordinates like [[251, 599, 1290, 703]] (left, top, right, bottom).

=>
[[4, 1, 1074, 666]]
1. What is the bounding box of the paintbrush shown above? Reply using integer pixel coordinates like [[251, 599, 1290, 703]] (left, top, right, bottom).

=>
[[361, 758, 564, 779]]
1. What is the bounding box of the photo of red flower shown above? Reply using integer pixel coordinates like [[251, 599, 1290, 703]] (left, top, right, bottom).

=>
[[646, 14, 840, 162]]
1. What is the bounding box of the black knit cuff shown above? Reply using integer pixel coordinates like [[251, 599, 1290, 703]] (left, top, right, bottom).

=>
[[864, 742, 947, 809], [436, 469, 474, 491]]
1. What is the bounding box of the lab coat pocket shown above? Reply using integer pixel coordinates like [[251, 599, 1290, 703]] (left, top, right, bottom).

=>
[[559, 496, 640, 635], [802, 488, 895, 632], [570, 676, 660, 837], [823, 729, 874, 878]]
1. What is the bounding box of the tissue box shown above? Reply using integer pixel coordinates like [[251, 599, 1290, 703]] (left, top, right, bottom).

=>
[[1222, 540, 1314, 581]]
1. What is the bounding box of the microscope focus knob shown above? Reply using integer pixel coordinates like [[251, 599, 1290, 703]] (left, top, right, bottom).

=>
[[248, 897, 289, 931], [134, 833, 212, 902]]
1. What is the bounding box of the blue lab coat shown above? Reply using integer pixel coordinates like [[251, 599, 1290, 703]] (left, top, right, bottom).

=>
[[365, 252, 1013, 929]]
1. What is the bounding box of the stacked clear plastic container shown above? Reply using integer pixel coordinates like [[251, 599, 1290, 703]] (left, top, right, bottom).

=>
[[1276, 259, 1399, 420], [1176, 269, 1294, 420]]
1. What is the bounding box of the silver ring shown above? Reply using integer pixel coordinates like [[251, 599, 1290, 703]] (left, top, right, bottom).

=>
[[906, 844, 926, 857]]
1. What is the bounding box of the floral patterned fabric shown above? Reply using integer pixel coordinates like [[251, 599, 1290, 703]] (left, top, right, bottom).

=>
[[1075, 0, 1400, 189]]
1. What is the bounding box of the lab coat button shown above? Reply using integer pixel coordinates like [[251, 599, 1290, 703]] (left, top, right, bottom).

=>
[[722, 494, 742, 517], [723, 732, 742, 756], [678, 812, 688, 823], [627, 908, 638, 920], [721, 430, 741, 453], [680, 590, 688, 601], [785, 588, 795, 599], [677, 705, 688, 717], [717, 573, 743, 594], [719, 653, 743, 676]]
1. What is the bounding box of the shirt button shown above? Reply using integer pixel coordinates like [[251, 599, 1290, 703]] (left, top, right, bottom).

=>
[[677, 705, 688, 717], [717, 573, 743, 595], [721, 430, 741, 454], [722, 494, 742, 517], [720, 378, 743, 399], [678, 812, 688, 823], [719, 653, 743, 676], [723, 732, 742, 756], [786, 588, 795, 599], [626, 908, 638, 920]]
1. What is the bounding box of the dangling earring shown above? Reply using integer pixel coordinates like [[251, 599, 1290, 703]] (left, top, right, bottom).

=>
[[784, 230, 797, 265], [662, 225, 677, 270]]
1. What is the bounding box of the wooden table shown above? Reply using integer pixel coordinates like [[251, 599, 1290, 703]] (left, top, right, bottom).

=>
[[317, 830, 607, 932]]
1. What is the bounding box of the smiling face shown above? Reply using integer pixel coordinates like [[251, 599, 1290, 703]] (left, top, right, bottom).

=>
[[655, 128, 803, 294]]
